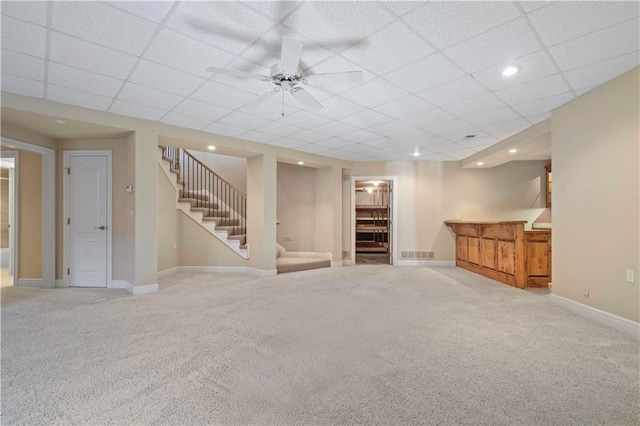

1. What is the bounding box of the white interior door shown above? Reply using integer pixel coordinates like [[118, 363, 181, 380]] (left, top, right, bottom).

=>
[[68, 155, 108, 287]]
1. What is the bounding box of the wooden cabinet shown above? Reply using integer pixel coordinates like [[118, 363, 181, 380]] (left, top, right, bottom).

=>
[[356, 205, 389, 253], [545, 163, 552, 208], [444, 221, 551, 289]]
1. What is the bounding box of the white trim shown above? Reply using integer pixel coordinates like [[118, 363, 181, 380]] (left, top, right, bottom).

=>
[[350, 175, 398, 266], [550, 294, 640, 337], [1, 138, 55, 288], [330, 261, 343, 267], [157, 266, 181, 279], [395, 260, 456, 267], [248, 267, 277, 277], [343, 259, 355, 266], [108, 279, 158, 295], [161, 265, 277, 277], [63, 150, 113, 289], [17, 278, 42, 288], [0, 151, 17, 283]]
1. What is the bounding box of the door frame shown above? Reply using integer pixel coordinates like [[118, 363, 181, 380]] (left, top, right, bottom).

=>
[[0, 151, 18, 285], [350, 175, 398, 266], [1, 138, 55, 288], [63, 150, 112, 288]]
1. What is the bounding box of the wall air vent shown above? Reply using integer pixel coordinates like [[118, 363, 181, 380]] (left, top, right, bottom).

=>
[[401, 251, 434, 259], [342, 251, 351, 259]]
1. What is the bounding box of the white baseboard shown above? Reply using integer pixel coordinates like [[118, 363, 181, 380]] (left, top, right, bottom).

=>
[[160, 265, 277, 278], [331, 261, 343, 267], [55, 279, 67, 288], [550, 294, 640, 337], [395, 260, 456, 267], [157, 266, 181, 279], [248, 267, 277, 277], [17, 278, 42, 287], [109, 280, 158, 295], [343, 259, 354, 266]]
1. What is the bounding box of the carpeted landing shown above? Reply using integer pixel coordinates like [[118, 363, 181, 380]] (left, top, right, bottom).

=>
[[1, 266, 638, 425]]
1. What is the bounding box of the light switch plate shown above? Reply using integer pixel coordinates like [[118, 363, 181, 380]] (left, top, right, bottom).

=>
[[627, 269, 635, 283]]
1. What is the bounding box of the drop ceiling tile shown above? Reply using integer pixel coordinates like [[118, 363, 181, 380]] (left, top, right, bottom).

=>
[[202, 122, 247, 137], [375, 95, 436, 119], [296, 144, 331, 154], [258, 121, 304, 137], [313, 138, 352, 149], [457, 135, 499, 149], [239, 130, 280, 144], [442, 93, 506, 118], [341, 110, 392, 128], [313, 97, 365, 120], [160, 112, 210, 130], [110, 99, 167, 120], [209, 58, 272, 95], [511, 92, 574, 116], [144, 28, 235, 78], [480, 118, 531, 137], [471, 50, 558, 91], [241, 1, 300, 21], [118, 82, 183, 110], [49, 32, 137, 79], [526, 112, 551, 124], [549, 18, 639, 71], [519, 2, 554, 13], [218, 111, 271, 129], [48, 84, 112, 111], [574, 87, 595, 97], [564, 52, 640, 91], [439, 129, 488, 143], [361, 137, 394, 149], [48, 62, 123, 97], [443, 18, 541, 73], [405, 108, 457, 128], [1, 1, 48, 25], [428, 142, 467, 154], [1, 74, 44, 98], [342, 21, 435, 75], [403, 1, 520, 49], [191, 81, 259, 109], [494, 74, 571, 105], [278, 110, 332, 129], [1, 49, 45, 81], [313, 121, 359, 137], [173, 98, 232, 121], [105, 1, 175, 23], [368, 120, 423, 138], [321, 149, 351, 159], [283, 2, 395, 49], [422, 119, 476, 137], [464, 107, 521, 127], [416, 76, 489, 107], [527, 1, 639, 47], [383, 2, 423, 16], [289, 130, 330, 143], [338, 130, 381, 143], [166, 2, 273, 55], [129, 60, 205, 96], [250, 99, 301, 120], [338, 143, 369, 153], [340, 78, 409, 108], [1, 15, 46, 58], [52, 3, 157, 55], [268, 138, 308, 149], [447, 148, 477, 160], [384, 53, 465, 92]]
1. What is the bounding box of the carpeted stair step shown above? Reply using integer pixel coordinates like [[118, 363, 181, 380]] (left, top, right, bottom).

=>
[[179, 190, 209, 201], [202, 217, 240, 226], [202, 208, 230, 218], [217, 226, 246, 236], [178, 198, 217, 208]]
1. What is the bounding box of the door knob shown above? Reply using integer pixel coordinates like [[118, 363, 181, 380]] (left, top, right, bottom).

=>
[[94, 225, 106, 230]]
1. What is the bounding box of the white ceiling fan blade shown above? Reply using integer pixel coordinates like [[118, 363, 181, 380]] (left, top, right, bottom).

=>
[[243, 88, 280, 110], [304, 71, 363, 87], [206, 66, 271, 82], [290, 87, 323, 111], [280, 36, 304, 75]]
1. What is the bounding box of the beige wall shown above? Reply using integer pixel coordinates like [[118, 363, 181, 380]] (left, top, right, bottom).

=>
[[56, 138, 132, 281], [346, 160, 547, 260], [18, 149, 42, 278], [1, 122, 56, 150], [552, 67, 639, 322], [157, 164, 179, 271], [277, 162, 316, 251], [189, 150, 247, 193]]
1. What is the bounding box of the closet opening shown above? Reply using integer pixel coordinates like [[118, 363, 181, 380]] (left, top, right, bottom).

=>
[[354, 179, 392, 265]]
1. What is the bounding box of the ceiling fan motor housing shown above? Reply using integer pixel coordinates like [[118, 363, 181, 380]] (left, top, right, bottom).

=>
[[270, 62, 302, 84]]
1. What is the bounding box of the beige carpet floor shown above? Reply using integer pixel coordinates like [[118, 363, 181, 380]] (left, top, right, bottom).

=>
[[1, 266, 638, 425]]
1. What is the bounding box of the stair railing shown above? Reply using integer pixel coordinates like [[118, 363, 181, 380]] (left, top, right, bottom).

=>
[[162, 146, 246, 243]]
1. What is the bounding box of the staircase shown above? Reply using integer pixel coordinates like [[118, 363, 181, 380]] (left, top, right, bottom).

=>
[[159, 146, 249, 259]]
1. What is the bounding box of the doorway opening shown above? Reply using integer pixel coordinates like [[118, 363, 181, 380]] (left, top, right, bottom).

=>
[[354, 179, 392, 265], [0, 155, 16, 287]]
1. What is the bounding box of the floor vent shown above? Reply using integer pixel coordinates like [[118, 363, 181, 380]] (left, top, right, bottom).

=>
[[342, 251, 351, 259], [401, 251, 434, 259]]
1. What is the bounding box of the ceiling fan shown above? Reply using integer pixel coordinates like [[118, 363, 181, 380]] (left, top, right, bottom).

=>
[[206, 36, 363, 113]]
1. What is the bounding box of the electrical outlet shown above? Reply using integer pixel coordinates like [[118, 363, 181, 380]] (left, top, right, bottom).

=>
[[173, 243, 177, 250], [283, 235, 293, 241], [582, 283, 589, 297], [626, 269, 635, 283]]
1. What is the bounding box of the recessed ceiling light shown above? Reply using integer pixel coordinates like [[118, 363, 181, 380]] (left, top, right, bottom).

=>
[[477, 162, 484, 166], [501, 65, 521, 77], [55, 119, 68, 124], [412, 152, 421, 157], [297, 161, 304, 165], [207, 145, 216, 151], [509, 149, 518, 153], [373, 181, 379, 187]]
